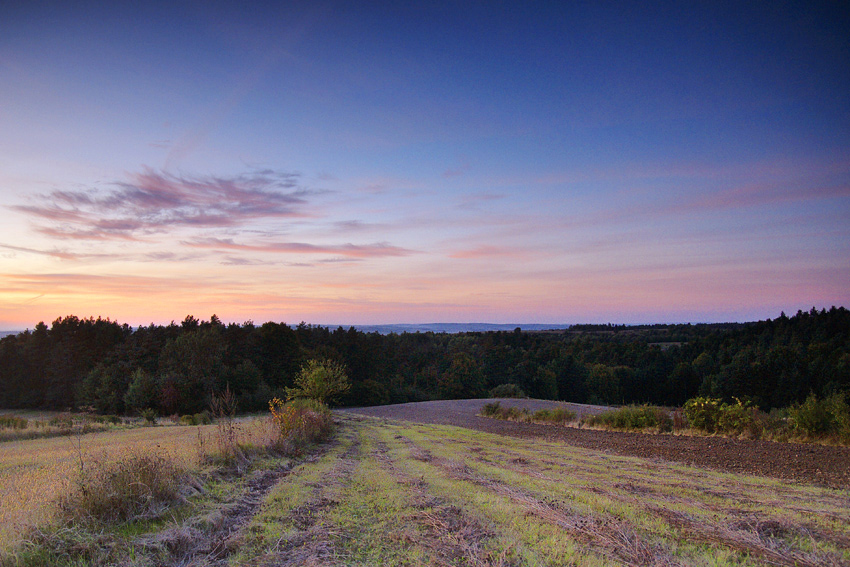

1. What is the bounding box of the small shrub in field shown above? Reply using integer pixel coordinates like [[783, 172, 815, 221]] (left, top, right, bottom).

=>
[[179, 414, 197, 426], [583, 405, 672, 432], [489, 383, 527, 398], [140, 408, 158, 425], [58, 451, 186, 524], [269, 397, 334, 456], [683, 397, 723, 433], [481, 401, 502, 417], [532, 407, 576, 424], [716, 398, 760, 437], [0, 415, 28, 429], [194, 410, 212, 425]]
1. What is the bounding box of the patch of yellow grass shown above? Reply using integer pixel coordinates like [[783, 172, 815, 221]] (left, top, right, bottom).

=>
[[0, 424, 217, 550]]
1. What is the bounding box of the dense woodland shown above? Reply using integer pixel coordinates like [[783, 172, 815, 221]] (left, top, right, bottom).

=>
[[0, 307, 847, 416]]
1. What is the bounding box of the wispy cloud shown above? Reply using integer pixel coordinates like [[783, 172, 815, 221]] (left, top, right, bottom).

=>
[[182, 237, 415, 258], [11, 167, 310, 240], [0, 242, 116, 261]]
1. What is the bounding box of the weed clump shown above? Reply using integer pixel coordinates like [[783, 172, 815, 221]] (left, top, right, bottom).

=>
[[58, 451, 187, 524], [480, 402, 576, 424], [582, 405, 673, 432], [179, 410, 212, 426], [269, 397, 335, 456], [0, 415, 28, 429]]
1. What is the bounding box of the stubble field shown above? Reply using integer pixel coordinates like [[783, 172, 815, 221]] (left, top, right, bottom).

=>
[[1, 402, 849, 566]]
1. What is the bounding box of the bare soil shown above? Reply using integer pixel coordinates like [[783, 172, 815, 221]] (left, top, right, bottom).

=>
[[340, 399, 850, 490]]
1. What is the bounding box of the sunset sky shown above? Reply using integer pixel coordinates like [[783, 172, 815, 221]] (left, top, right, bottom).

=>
[[1, 1, 848, 329]]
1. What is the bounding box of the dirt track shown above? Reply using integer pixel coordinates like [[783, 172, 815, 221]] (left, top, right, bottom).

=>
[[340, 399, 850, 490]]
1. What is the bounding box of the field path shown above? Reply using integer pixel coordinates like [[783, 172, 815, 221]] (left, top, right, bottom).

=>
[[340, 398, 850, 489]]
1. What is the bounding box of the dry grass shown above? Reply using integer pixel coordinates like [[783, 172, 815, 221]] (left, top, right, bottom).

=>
[[0, 424, 215, 550]]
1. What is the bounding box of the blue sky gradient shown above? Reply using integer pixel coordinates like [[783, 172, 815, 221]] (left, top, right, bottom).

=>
[[1, 1, 848, 328]]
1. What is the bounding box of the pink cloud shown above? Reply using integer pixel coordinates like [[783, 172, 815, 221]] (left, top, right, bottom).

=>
[[11, 167, 310, 239], [182, 237, 415, 258]]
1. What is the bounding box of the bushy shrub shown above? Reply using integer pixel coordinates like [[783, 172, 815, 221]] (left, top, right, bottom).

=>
[[790, 393, 850, 439], [489, 383, 527, 398], [683, 397, 723, 432], [286, 359, 350, 405], [716, 398, 760, 437], [480, 401, 502, 417], [58, 451, 186, 524], [583, 405, 672, 432], [269, 397, 335, 455], [194, 410, 212, 425]]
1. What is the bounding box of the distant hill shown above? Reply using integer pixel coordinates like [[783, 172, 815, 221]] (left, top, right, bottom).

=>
[[0, 331, 21, 338], [336, 323, 570, 334]]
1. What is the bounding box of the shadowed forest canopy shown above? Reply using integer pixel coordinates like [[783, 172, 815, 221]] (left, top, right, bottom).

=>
[[0, 308, 847, 415]]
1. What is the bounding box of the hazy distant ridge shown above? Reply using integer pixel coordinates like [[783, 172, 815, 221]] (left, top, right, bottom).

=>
[[338, 323, 569, 334]]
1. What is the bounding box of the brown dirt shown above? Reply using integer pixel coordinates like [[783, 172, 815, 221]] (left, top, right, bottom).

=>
[[340, 399, 850, 490]]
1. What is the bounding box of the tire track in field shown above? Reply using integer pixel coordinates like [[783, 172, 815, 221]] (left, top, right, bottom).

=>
[[372, 436, 516, 567], [394, 433, 678, 567], [253, 429, 362, 567], [137, 430, 355, 567]]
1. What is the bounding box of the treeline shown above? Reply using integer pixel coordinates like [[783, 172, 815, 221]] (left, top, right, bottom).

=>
[[0, 308, 847, 415]]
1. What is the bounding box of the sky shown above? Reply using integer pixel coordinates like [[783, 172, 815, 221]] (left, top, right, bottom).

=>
[[1, 1, 848, 329]]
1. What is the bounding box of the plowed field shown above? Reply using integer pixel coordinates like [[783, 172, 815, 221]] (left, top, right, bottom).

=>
[[341, 399, 850, 489]]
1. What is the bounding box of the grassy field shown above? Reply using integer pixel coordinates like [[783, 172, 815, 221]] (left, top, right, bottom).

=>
[[0, 423, 217, 550], [237, 415, 850, 566], [2, 414, 849, 565]]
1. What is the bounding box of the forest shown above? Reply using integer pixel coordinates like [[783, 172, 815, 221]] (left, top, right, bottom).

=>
[[0, 307, 847, 417]]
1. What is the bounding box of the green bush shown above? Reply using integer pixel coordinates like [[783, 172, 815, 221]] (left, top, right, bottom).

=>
[[286, 358, 350, 405], [683, 397, 723, 432], [583, 405, 672, 432], [489, 383, 527, 398], [179, 414, 197, 426], [790, 393, 850, 438], [716, 398, 760, 436]]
